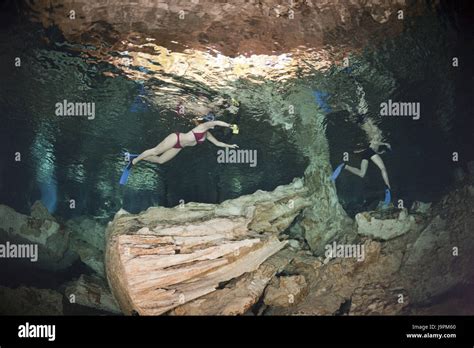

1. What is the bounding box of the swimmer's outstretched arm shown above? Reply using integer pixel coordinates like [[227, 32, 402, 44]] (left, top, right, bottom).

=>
[[203, 121, 231, 130], [206, 132, 239, 148], [370, 140, 391, 148]]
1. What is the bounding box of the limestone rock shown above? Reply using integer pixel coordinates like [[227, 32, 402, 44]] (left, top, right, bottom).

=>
[[410, 201, 432, 214], [264, 240, 404, 315], [69, 238, 105, 277], [263, 275, 308, 307], [350, 285, 408, 315], [106, 180, 310, 315], [66, 217, 107, 276], [0, 204, 73, 269], [266, 184, 473, 315], [402, 220, 467, 302], [288, 239, 301, 250], [0, 286, 63, 315], [355, 208, 416, 240], [399, 184, 474, 305], [66, 217, 106, 251], [170, 249, 293, 315], [64, 275, 120, 314], [25, 0, 416, 57], [30, 200, 54, 221], [296, 111, 354, 255], [115, 208, 130, 217]]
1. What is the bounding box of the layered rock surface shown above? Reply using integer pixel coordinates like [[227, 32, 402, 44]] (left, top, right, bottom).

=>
[[263, 183, 474, 315], [400, 184, 474, 304], [25, 0, 414, 57], [1, 181, 471, 316], [169, 248, 294, 315], [105, 173, 473, 316], [67, 217, 107, 277], [105, 179, 310, 315], [356, 208, 417, 240], [64, 275, 120, 314]]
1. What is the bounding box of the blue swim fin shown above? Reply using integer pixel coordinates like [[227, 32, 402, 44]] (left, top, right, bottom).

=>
[[119, 165, 132, 185], [383, 188, 391, 206], [312, 90, 332, 113], [330, 163, 345, 182], [119, 152, 139, 185]]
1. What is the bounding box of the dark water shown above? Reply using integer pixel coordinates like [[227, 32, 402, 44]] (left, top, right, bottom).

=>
[[1, 2, 472, 221], [322, 5, 474, 214], [0, 27, 307, 219]]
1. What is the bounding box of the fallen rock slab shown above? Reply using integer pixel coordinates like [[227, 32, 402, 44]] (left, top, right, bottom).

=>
[[64, 274, 120, 314], [263, 274, 308, 307], [410, 201, 432, 214], [0, 203, 73, 270], [69, 238, 105, 277], [105, 179, 310, 315], [356, 208, 416, 240], [66, 217, 106, 252], [264, 240, 405, 315], [399, 184, 474, 304], [169, 248, 294, 315]]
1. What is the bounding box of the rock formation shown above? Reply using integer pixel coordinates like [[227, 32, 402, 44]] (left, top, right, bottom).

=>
[[0, 202, 76, 270], [25, 0, 415, 57], [63, 275, 121, 314], [67, 217, 107, 277], [263, 274, 309, 308], [263, 183, 474, 315], [400, 184, 474, 304], [103, 171, 473, 316], [169, 248, 294, 315], [356, 208, 417, 240], [262, 239, 407, 315], [105, 179, 310, 315]]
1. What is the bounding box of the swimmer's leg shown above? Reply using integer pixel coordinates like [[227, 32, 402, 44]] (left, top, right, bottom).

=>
[[144, 148, 181, 164], [344, 159, 369, 178], [370, 154, 391, 189], [133, 133, 178, 165]]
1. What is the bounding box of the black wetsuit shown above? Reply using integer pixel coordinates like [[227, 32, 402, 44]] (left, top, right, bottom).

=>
[[360, 147, 377, 160], [359, 143, 391, 160]]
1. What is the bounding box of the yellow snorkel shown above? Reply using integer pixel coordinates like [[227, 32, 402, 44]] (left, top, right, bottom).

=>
[[230, 124, 239, 134]]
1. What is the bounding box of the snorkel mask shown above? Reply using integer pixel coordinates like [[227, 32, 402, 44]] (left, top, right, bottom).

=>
[[203, 113, 215, 121]]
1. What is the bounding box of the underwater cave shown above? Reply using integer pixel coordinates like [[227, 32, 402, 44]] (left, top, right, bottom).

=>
[[0, 0, 473, 342]]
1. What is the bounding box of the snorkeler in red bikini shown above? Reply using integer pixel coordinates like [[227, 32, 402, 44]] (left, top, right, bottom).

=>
[[119, 113, 239, 185], [132, 114, 238, 166]]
